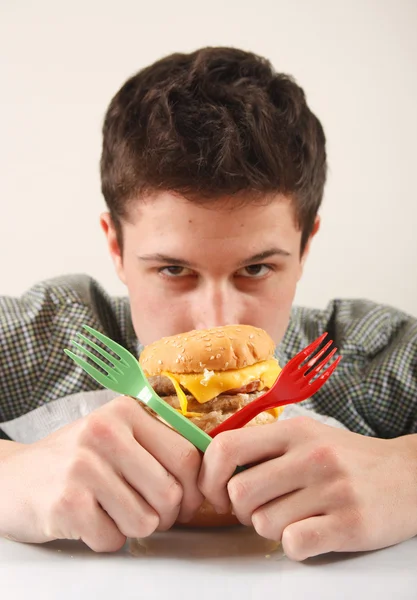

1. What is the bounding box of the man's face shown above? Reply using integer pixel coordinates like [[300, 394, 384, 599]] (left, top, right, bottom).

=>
[[101, 192, 318, 346]]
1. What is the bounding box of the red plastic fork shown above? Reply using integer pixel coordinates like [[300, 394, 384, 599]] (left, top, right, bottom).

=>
[[208, 332, 342, 438]]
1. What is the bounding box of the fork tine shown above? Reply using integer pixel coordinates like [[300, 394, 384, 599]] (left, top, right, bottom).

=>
[[303, 339, 333, 371], [75, 333, 123, 369], [64, 349, 117, 387], [284, 332, 329, 372], [301, 355, 342, 395], [306, 347, 337, 380], [82, 325, 130, 364], [70, 340, 122, 376]]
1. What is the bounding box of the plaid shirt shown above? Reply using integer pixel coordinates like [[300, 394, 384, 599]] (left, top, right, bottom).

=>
[[1, 274, 416, 439]]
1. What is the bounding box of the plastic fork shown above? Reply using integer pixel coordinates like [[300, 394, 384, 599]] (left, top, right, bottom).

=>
[[64, 325, 213, 453], [208, 332, 341, 438]]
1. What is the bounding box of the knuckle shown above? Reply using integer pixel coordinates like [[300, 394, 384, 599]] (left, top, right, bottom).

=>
[[252, 508, 278, 541], [308, 444, 340, 473], [282, 525, 318, 561], [163, 476, 184, 510], [112, 395, 135, 420], [177, 444, 201, 474], [300, 524, 321, 550], [129, 510, 160, 539], [227, 476, 249, 507], [282, 544, 304, 562], [89, 535, 126, 554], [211, 431, 238, 463], [49, 487, 90, 528], [67, 450, 94, 482], [80, 414, 116, 447], [56, 488, 82, 513]]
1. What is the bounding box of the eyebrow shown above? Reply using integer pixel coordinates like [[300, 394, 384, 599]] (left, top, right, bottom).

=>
[[138, 247, 291, 268], [138, 253, 196, 268], [238, 248, 291, 265]]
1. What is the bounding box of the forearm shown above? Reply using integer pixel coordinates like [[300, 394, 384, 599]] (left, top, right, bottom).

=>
[[0, 439, 24, 460]]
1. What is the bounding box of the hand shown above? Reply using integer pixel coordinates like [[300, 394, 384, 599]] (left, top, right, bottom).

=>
[[199, 416, 417, 561], [0, 396, 203, 551]]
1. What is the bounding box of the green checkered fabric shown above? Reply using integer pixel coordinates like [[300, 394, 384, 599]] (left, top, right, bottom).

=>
[[1, 274, 416, 439]]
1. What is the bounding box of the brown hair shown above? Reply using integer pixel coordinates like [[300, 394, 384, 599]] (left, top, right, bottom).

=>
[[100, 46, 327, 253]]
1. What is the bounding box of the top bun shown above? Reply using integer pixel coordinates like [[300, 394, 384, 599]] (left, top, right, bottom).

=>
[[139, 324, 275, 375]]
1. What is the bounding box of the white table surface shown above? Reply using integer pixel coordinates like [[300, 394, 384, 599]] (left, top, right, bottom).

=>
[[1, 526, 416, 600]]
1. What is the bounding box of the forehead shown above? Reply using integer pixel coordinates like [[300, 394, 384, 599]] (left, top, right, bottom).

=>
[[123, 192, 301, 256]]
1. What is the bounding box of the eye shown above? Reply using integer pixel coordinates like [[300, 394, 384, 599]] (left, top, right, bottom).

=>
[[158, 266, 195, 277], [235, 264, 273, 278]]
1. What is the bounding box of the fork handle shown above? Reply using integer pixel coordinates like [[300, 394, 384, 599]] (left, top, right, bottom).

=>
[[144, 392, 213, 453], [142, 392, 248, 475], [208, 402, 267, 437], [208, 396, 297, 437]]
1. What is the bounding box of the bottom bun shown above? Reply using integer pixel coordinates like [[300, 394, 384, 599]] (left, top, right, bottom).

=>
[[175, 499, 241, 528]]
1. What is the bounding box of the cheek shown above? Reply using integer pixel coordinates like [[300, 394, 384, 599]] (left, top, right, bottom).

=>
[[127, 281, 190, 345], [257, 267, 298, 305], [251, 274, 299, 344], [129, 286, 164, 343], [130, 285, 161, 316]]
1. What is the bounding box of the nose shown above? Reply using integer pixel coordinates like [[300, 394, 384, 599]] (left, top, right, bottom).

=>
[[192, 282, 241, 330]]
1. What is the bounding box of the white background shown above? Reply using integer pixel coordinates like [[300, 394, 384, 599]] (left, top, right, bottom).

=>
[[1, 0, 416, 316]]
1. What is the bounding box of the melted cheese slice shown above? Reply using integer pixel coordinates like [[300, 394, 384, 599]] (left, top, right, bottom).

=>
[[170, 359, 281, 403], [162, 359, 281, 418], [162, 373, 202, 417]]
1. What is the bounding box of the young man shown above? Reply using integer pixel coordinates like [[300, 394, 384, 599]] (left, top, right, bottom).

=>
[[1, 47, 416, 561]]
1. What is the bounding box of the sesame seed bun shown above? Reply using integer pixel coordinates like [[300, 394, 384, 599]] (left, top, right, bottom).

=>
[[139, 324, 275, 375]]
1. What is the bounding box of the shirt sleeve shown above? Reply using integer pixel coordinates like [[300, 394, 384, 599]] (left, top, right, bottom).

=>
[[283, 299, 417, 438], [0, 275, 128, 423]]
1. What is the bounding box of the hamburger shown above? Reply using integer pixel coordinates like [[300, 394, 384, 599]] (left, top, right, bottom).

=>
[[139, 324, 283, 527]]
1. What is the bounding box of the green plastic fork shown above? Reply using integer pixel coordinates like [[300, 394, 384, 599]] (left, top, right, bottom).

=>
[[64, 325, 213, 453]]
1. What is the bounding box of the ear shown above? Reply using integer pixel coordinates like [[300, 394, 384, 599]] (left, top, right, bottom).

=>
[[100, 212, 127, 285], [298, 215, 320, 280]]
